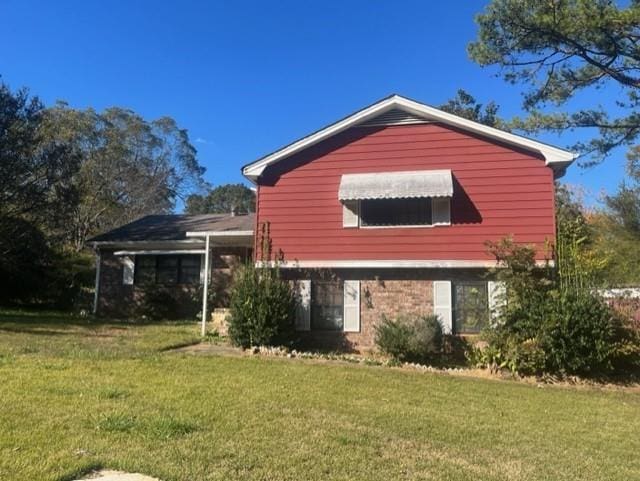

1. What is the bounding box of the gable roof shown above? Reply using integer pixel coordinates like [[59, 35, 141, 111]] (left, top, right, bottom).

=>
[[242, 94, 577, 181], [88, 213, 255, 243]]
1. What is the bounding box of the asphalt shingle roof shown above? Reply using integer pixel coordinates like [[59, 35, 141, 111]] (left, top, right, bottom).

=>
[[89, 213, 255, 243]]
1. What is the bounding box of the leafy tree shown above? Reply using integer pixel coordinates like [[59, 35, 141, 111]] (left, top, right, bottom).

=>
[[439, 89, 504, 128], [469, 0, 640, 165], [0, 82, 77, 232], [185, 183, 255, 215], [590, 159, 640, 285], [42, 103, 206, 250], [0, 81, 81, 305], [555, 184, 607, 289], [605, 157, 640, 235]]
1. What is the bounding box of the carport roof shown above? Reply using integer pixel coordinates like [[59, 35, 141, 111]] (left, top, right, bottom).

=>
[[88, 213, 255, 243]]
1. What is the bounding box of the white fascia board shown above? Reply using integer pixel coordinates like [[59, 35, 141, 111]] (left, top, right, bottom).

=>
[[243, 97, 398, 180], [256, 259, 554, 269], [393, 97, 577, 167], [242, 95, 577, 181], [114, 249, 206, 256], [185, 230, 254, 237], [89, 240, 204, 250]]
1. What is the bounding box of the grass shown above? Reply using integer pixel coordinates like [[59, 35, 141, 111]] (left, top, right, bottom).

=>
[[0, 310, 639, 480]]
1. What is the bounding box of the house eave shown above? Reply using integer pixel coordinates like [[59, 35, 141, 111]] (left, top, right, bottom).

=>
[[256, 259, 554, 269]]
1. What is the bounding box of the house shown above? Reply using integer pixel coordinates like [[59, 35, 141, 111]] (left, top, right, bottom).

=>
[[89, 213, 254, 323], [242, 94, 576, 350], [90, 94, 576, 351]]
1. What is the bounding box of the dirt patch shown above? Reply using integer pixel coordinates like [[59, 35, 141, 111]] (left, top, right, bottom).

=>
[[169, 341, 244, 357], [76, 470, 161, 481]]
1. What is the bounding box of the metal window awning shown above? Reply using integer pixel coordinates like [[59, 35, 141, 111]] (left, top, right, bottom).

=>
[[338, 170, 453, 201]]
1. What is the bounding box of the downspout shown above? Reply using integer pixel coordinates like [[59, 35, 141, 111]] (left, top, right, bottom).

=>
[[93, 248, 101, 315]]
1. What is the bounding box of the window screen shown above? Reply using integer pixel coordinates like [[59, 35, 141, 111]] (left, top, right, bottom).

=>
[[311, 280, 344, 331], [453, 282, 489, 334], [360, 198, 432, 226]]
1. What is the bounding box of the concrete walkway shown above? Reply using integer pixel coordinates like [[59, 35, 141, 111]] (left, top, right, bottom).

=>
[[76, 470, 161, 481]]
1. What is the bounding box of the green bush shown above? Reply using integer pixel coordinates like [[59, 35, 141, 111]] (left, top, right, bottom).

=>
[[540, 290, 620, 375], [135, 285, 181, 320], [375, 314, 443, 364], [227, 264, 296, 348], [476, 237, 640, 377], [476, 274, 637, 376]]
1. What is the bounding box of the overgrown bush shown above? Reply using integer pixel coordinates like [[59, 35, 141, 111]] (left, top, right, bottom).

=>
[[475, 238, 640, 377], [479, 289, 630, 375], [227, 263, 296, 348], [375, 314, 443, 364]]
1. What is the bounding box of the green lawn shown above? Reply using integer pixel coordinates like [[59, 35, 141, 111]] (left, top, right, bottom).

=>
[[0, 310, 639, 481]]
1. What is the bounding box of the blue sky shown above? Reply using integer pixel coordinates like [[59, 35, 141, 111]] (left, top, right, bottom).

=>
[[0, 0, 627, 208]]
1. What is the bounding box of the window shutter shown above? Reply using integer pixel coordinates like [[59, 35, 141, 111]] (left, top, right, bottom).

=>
[[123, 256, 135, 285], [343, 280, 360, 332], [433, 281, 452, 334], [432, 197, 451, 226], [488, 281, 506, 323], [295, 280, 311, 331], [342, 200, 359, 228]]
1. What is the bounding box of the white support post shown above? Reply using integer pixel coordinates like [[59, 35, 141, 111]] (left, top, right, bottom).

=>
[[92, 250, 101, 315], [201, 234, 210, 337]]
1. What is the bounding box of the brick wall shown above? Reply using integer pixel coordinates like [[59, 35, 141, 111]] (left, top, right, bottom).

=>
[[96, 248, 249, 318], [285, 268, 486, 352], [356, 279, 433, 349]]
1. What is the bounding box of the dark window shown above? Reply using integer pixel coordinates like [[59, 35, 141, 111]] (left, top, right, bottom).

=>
[[453, 282, 489, 334], [134, 255, 201, 286], [179, 256, 201, 284], [360, 198, 432, 226], [311, 280, 344, 330], [157, 256, 179, 284], [134, 256, 156, 285]]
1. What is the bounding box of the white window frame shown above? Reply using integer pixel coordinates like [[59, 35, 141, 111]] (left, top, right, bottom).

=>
[[345, 197, 451, 229]]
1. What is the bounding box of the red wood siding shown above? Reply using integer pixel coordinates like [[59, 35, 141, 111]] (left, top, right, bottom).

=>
[[256, 123, 555, 261]]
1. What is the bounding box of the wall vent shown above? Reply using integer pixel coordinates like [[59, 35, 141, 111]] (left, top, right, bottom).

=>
[[358, 108, 431, 127]]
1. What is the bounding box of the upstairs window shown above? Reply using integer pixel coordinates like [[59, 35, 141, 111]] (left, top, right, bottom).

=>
[[339, 170, 453, 228], [360, 198, 432, 227]]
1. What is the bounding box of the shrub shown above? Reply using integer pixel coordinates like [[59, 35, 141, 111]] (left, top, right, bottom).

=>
[[135, 285, 181, 320], [478, 238, 640, 377], [539, 290, 620, 375], [375, 314, 443, 364], [227, 263, 296, 348]]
